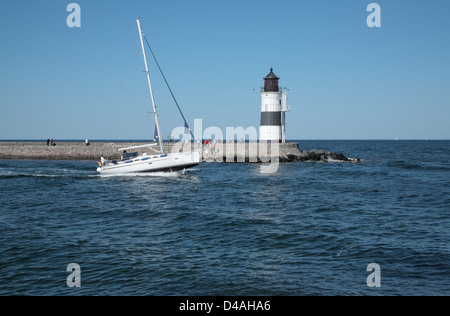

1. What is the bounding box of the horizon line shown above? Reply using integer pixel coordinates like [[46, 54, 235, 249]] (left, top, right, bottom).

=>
[[1, 138, 449, 142]]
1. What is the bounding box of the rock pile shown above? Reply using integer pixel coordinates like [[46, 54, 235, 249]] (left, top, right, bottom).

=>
[[282, 150, 353, 162]]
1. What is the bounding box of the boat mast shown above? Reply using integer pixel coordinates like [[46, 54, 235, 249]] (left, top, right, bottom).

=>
[[136, 19, 164, 154]]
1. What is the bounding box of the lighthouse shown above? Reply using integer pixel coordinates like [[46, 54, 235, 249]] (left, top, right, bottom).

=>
[[259, 68, 289, 143]]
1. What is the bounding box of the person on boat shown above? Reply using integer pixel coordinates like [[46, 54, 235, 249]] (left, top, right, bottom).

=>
[[101, 156, 107, 166], [122, 150, 127, 160]]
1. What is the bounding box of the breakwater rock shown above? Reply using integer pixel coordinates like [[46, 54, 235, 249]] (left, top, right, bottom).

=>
[[283, 149, 353, 162], [0, 142, 356, 163]]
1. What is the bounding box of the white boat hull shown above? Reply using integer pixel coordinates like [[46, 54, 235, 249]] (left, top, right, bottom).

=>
[[97, 151, 200, 175]]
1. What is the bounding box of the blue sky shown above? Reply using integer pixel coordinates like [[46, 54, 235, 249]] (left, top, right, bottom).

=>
[[0, 0, 449, 140]]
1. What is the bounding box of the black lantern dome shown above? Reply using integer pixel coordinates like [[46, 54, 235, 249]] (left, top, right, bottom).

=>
[[263, 68, 280, 92]]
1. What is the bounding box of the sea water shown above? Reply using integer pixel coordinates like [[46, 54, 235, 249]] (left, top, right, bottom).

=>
[[0, 140, 449, 295]]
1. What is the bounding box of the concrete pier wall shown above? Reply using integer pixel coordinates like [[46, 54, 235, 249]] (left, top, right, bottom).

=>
[[0, 141, 303, 162]]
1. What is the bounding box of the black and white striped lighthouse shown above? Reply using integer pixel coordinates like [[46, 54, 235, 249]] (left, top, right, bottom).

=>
[[259, 68, 289, 143]]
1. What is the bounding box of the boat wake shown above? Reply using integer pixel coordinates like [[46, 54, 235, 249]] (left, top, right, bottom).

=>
[[95, 169, 196, 178], [0, 169, 61, 178]]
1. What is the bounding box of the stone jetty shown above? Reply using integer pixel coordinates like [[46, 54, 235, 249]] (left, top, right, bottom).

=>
[[0, 141, 353, 163]]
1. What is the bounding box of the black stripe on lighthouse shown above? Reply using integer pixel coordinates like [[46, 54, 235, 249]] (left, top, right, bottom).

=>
[[260, 112, 281, 126]]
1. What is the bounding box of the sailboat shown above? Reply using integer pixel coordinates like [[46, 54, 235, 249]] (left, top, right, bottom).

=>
[[96, 19, 200, 175]]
